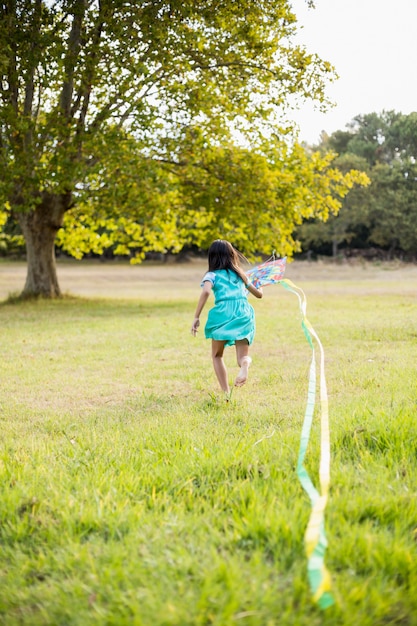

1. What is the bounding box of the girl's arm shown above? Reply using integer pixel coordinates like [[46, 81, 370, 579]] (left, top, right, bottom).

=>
[[246, 281, 263, 299], [235, 267, 263, 299], [191, 281, 212, 335]]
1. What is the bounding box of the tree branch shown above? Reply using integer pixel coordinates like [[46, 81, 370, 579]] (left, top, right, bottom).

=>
[[72, 0, 108, 119], [59, 0, 87, 119], [3, 0, 19, 113], [23, 0, 42, 117]]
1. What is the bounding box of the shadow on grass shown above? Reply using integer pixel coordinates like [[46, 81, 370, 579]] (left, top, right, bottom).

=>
[[0, 291, 189, 317], [2, 291, 82, 305]]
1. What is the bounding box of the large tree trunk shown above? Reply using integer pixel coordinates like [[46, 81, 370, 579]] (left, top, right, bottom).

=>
[[18, 192, 71, 297]]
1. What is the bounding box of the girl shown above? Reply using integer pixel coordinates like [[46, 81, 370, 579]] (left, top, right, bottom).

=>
[[191, 239, 263, 398]]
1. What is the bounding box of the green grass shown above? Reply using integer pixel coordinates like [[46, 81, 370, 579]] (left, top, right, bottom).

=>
[[0, 261, 417, 625]]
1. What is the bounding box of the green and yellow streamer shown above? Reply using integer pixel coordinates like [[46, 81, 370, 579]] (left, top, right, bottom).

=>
[[279, 278, 334, 609]]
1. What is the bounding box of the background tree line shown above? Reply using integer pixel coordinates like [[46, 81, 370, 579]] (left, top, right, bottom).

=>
[[297, 110, 417, 261]]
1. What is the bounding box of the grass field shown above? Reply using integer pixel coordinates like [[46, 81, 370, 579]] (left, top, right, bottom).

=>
[[0, 259, 416, 626]]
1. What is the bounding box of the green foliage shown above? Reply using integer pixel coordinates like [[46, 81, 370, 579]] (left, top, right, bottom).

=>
[[0, 203, 25, 256], [173, 140, 369, 258], [367, 159, 417, 253], [1, 0, 366, 283], [53, 130, 368, 261], [297, 154, 371, 256], [1, 0, 333, 199], [55, 130, 185, 261], [300, 111, 417, 258]]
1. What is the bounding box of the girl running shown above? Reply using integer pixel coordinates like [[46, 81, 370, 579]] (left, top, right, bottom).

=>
[[191, 239, 263, 397]]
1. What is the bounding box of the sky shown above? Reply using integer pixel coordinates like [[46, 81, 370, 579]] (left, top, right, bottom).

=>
[[289, 0, 417, 144]]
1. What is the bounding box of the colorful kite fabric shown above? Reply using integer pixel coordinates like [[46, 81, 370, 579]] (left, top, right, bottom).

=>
[[246, 257, 287, 288]]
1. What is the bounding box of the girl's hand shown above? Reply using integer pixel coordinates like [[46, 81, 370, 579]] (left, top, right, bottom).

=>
[[191, 318, 200, 336]]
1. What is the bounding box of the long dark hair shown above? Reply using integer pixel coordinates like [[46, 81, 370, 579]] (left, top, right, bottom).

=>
[[207, 240, 247, 283]]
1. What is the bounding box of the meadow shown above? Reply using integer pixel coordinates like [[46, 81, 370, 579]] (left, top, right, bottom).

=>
[[0, 259, 416, 626]]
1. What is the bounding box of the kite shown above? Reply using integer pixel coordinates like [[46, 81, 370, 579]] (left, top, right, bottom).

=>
[[246, 256, 287, 288], [247, 256, 334, 609]]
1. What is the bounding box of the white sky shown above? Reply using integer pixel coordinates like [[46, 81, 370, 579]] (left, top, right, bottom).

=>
[[290, 0, 417, 144]]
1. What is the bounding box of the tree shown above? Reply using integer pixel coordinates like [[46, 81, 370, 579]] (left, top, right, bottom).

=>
[[367, 160, 417, 258], [300, 111, 417, 259], [1, 0, 351, 296], [297, 153, 371, 257]]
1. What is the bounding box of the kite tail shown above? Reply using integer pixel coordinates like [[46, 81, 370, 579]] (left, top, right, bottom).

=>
[[280, 278, 334, 609]]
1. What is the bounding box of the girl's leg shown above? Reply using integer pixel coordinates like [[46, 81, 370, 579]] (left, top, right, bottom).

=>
[[211, 340, 230, 393], [235, 340, 252, 387]]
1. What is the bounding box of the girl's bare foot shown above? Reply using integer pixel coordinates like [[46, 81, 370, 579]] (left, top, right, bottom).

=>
[[235, 356, 252, 387]]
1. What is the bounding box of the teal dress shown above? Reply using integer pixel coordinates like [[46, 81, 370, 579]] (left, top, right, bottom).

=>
[[201, 269, 255, 346]]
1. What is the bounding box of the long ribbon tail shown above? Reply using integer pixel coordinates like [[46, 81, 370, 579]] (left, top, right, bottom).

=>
[[279, 279, 334, 609]]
